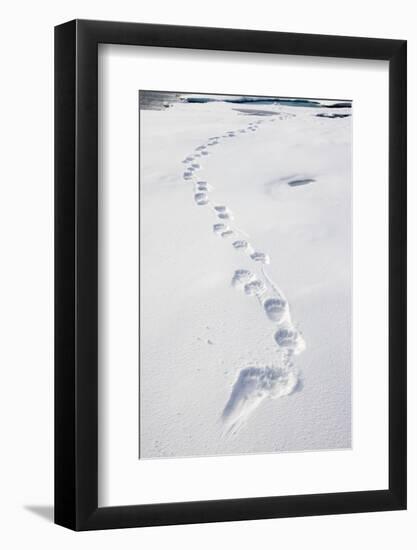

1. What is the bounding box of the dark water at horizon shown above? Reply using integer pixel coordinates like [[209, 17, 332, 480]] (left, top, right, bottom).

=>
[[139, 90, 352, 112]]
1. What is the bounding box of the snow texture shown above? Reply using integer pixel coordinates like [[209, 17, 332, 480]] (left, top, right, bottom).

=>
[[139, 92, 352, 459]]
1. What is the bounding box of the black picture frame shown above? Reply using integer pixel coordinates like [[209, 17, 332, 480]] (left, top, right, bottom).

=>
[[55, 19, 407, 531]]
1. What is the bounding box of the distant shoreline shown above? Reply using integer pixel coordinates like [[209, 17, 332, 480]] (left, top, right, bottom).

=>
[[139, 89, 352, 111]]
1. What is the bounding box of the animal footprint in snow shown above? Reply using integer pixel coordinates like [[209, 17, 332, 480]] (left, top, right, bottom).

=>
[[213, 223, 229, 235], [244, 279, 267, 296], [222, 365, 299, 433], [263, 297, 288, 323], [274, 327, 306, 355], [250, 251, 270, 264], [215, 206, 233, 220], [221, 230, 234, 238], [232, 240, 249, 250], [196, 145, 206, 151], [191, 163, 200, 170], [231, 269, 256, 289], [218, 212, 233, 220], [194, 192, 209, 206], [201, 150, 209, 156], [196, 183, 212, 193], [183, 171, 192, 180]]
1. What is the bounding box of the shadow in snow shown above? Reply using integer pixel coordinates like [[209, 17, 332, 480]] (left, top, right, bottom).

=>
[[288, 178, 316, 187], [233, 108, 278, 117]]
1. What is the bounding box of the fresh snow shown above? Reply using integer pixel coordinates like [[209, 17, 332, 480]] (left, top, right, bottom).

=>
[[139, 97, 352, 459]]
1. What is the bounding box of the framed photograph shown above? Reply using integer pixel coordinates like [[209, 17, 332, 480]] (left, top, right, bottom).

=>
[[55, 19, 406, 530]]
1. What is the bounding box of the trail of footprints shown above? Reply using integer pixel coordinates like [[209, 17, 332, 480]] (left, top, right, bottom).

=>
[[181, 115, 306, 431]]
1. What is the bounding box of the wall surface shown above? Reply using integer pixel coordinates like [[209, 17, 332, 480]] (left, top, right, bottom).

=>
[[0, 1, 414, 548]]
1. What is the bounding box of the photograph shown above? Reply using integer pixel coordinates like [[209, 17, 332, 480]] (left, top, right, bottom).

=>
[[139, 90, 352, 459]]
